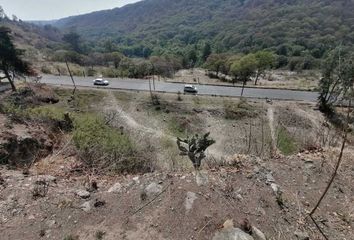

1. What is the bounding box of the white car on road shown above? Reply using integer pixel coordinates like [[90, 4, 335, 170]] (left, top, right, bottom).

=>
[[93, 78, 109, 86]]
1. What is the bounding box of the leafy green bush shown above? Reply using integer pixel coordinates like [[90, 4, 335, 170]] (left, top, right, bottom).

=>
[[276, 126, 297, 155], [72, 114, 149, 173], [26, 105, 66, 121], [1, 101, 26, 117], [53, 88, 106, 112], [102, 68, 118, 78], [41, 66, 52, 74], [224, 99, 258, 120], [86, 68, 96, 77]]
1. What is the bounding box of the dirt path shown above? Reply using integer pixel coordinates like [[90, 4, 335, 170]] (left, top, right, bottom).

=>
[[267, 105, 277, 152], [105, 91, 224, 161], [105, 91, 168, 139]]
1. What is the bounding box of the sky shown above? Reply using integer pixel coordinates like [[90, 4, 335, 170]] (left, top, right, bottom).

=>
[[0, 0, 141, 21]]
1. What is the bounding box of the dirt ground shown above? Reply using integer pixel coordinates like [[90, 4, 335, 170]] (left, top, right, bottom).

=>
[[0, 87, 353, 240], [106, 90, 336, 168], [167, 69, 320, 91], [1, 148, 353, 240]]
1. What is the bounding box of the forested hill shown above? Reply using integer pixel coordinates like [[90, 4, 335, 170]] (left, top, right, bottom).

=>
[[52, 0, 354, 57], [0, 18, 63, 61]]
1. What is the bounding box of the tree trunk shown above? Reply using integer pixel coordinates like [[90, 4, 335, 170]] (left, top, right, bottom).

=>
[[241, 79, 246, 97], [254, 71, 260, 85], [4, 69, 16, 92]]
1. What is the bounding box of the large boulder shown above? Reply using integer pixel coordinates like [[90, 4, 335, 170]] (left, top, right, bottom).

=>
[[213, 227, 254, 240], [252, 226, 267, 240], [213, 220, 254, 240]]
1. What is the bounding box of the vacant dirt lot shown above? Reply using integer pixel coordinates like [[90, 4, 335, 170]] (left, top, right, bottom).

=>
[[104, 89, 336, 170], [0, 86, 353, 240], [167, 69, 320, 91]]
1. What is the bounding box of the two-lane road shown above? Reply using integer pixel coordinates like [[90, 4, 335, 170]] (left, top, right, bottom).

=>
[[41, 75, 319, 102]]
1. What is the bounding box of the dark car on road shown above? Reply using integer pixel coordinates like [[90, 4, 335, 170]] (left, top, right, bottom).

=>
[[184, 84, 198, 93]]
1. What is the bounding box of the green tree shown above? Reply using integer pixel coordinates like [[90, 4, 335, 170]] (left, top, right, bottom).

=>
[[202, 42, 212, 62], [103, 38, 116, 53], [254, 51, 275, 85], [110, 52, 123, 69], [0, 27, 31, 91], [318, 47, 354, 114], [230, 54, 257, 96], [150, 56, 174, 78], [12, 14, 18, 22], [63, 31, 81, 53], [204, 54, 228, 76], [187, 49, 198, 68], [0, 6, 5, 19]]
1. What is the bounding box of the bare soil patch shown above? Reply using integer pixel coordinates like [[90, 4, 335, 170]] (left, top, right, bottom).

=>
[[0, 86, 352, 240]]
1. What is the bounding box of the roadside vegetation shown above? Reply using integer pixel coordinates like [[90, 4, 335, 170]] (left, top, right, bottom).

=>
[[1, 2, 354, 239], [1, 3, 351, 90], [276, 126, 298, 155], [0, 85, 154, 174]]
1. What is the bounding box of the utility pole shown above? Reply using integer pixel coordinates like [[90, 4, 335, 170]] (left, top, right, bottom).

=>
[[151, 63, 156, 91], [65, 61, 77, 98], [148, 77, 153, 101]]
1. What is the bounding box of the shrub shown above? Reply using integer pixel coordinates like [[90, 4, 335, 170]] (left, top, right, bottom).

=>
[[27, 105, 66, 121], [87, 68, 96, 77], [177, 91, 182, 101], [41, 66, 52, 74], [276, 126, 297, 155], [72, 114, 150, 173], [102, 68, 118, 78], [224, 99, 258, 120]]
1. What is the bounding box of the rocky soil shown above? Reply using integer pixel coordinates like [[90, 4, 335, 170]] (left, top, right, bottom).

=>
[[1, 148, 353, 240], [0, 85, 353, 240]]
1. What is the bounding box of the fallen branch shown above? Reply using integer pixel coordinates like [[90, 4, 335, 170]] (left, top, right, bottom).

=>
[[309, 98, 351, 240], [195, 219, 212, 239], [127, 184, 170, 220]]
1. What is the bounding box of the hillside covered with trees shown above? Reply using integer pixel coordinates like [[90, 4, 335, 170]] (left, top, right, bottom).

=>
[[2, 0, 354, 81], [53, 0, 354, 60]]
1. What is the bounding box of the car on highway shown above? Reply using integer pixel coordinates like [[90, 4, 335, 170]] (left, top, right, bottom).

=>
[[93, 78, 109, 86], [183, 84, 198, 93]]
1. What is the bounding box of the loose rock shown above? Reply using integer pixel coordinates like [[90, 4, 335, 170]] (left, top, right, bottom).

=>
[[37, 175, 57, 184], [46, 220, 56, 228], [144, 182, 163, 197], [270, 183, 280, 195], [252, 226, 266, 240], [107, 182, 122, 193], [185, 191, 198, 213], [294, 230, 309, 240], [80, 201, 92, 212], [213, 220, 254, 240], [76, 190, 90, 199], [196, 171, 209, 186]]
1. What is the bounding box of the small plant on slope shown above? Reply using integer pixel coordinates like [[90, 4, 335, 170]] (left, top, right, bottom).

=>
[[176, 132, 215, 169]]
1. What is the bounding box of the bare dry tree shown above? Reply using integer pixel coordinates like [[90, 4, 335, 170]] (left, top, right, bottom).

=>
[[309, 97, 352, 240]]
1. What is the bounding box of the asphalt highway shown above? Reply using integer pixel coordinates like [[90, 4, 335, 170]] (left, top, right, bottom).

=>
[[41, 75, 319, 102]]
